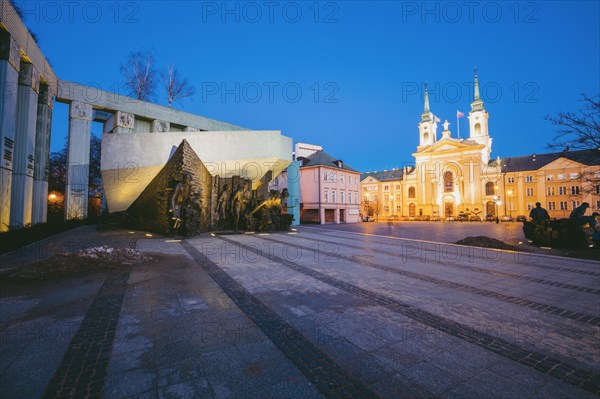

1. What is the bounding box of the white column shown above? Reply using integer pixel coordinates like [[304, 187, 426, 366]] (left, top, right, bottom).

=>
[[320, 207, 325, 224], [0, 30, 19, 231], [65, 101, 92, 220], [31, 84, 53, 224], [10, 62, 39, 228]]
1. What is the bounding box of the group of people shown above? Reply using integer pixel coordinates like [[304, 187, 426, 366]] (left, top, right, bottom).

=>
[[216, 182, 252, 230], [529, 201, 598, 230]]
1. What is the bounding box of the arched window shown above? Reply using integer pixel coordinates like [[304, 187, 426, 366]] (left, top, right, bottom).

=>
[[409, 203, 416, 217], [423, 133, 429, 142], [485, 182, 495, 196], [444, 171, 453, 192], [475, 123, 481, 134], [408, 187, 416, 198]]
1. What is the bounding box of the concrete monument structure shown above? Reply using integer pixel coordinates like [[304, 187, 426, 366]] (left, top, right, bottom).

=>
[[0, 0, 293, 232], [0, 0, 57, 231]]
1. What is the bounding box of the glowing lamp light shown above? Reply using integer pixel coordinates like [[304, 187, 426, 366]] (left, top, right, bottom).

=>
[[145, 233, 153, 237], [48, 193, 57, 200]]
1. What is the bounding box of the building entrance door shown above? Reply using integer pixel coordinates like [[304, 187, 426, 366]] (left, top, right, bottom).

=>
[[486, 201, 495, 217], [444, 202, 454, 218]]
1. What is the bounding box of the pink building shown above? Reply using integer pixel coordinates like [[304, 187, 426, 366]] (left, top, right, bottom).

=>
[[298, 150, 361, 224]]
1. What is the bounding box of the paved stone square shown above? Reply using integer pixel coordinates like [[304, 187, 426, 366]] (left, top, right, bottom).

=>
[[1, 225, 599, 398]]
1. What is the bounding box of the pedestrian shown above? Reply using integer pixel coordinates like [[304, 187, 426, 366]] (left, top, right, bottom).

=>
[[570, 202, 598, 230], [529, 202, 550, 224]]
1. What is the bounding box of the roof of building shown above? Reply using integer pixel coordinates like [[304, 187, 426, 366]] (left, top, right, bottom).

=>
[[299, 150, 358, 172], [488, 148, 600, 172], [360, 168, 404, 182]]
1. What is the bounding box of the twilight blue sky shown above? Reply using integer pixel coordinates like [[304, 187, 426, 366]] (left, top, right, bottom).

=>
[[20, 0, 600, 172]]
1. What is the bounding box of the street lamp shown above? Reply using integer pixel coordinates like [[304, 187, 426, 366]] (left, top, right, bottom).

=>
[[493, 195, 502, 223]]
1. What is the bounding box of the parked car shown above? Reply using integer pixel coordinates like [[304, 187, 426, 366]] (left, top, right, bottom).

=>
[[456, 213, 469, 222], [516, 215, 527, 222], [484, 214, 495, 222], [421, 215, 431, 221], [389, 215, 399, 221], [431, 216, 442, 221], [469, 215, 482, 222], [501, 215, 514, 222], [363, 216, 374, 222]]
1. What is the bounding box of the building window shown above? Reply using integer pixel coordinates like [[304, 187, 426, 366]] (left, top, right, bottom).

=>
[[572, 201, 580, 210], [396, 194, 401, 202], [324, 191, 328, 203], [409, 203, 416, 217], [395, 184, 401, 190], [548, 202, 556, 210], [485, 182, 495, 195], [571, 186, 580, 195], [474, 123, 481, 134], [332, 191, 336, 203], [384, 206, 390, 213], [355, 193, 358, 204], [558, 186, 567, 195], [507, 177, 515, 183], [408, 187, 416, 198], [526, 188, 534, 196], [527, 203, 533, 211], [526, 176, 533, 183], [340, 175, 344, 183], [444, 171, 454, 192], [546, 175, 554, 181], [324, 171, 328, 182], [596, 185, 600, 195], [384, 194, 389, 202], [596, 201, 600, 210], [558, 174, 565, 180], [570, 173, 579, 180], [547, 186, 555, 196], [396, 205, 401, 213], [559, 201, 567, 210], [384, 185, 389, 191], [341, 192, 345, 204]]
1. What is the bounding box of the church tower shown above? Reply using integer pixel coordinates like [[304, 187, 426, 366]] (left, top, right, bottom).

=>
[[418, 84, 437, 147], [467, 69, 492, 163]]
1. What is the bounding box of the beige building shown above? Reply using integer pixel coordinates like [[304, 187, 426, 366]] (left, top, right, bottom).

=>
[[361, 73, 600, 220]]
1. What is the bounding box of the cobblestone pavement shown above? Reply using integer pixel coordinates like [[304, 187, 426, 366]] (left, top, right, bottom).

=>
[[0, 226, 599, 398], [314, 221, 600, 260]]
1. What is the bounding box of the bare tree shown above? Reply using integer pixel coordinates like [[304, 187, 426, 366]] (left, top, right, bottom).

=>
[[546, 94, 600, 195], [546, 94, 600, 151], [161, 65, 196, 107], [120, 51, 157, 101]]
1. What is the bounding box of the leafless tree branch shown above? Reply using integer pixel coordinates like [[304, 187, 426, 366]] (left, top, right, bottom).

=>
[[161, 65, 196, 108], [120, 51, 157, 101]]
